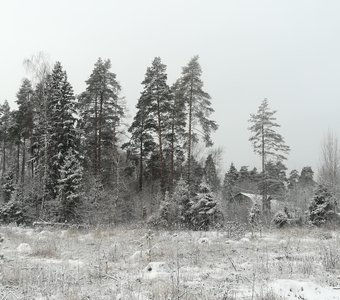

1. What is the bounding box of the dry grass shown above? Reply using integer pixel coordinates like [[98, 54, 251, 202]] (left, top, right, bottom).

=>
[[0, 225, 339, 299]]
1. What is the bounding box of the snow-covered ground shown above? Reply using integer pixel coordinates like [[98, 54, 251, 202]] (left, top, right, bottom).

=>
[[0, 225, 340, 299]]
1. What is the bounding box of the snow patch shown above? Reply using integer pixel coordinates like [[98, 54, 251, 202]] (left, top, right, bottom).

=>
[[142, 261, 171, 280], [128, 250, 147, 263], [17, 243, 32, 255], [197, 237, 211, 245], [269, 279, 340, 300], [240, 237, 250, 243]]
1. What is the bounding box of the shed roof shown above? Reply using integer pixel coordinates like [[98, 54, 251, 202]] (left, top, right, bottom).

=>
[[234, 192, 282, 212], [235, 192, 263, 204]]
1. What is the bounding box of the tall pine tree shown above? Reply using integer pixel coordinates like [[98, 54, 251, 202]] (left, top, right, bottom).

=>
[[78, 58, 123, 183], [128, 57, 172, 191], [16, 79, 34, 183], [248, 98, 290, 213], [179, 56, 218, 191], [166, 79, 186, 188]]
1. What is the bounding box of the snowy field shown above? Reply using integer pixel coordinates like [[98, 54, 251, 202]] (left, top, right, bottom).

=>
[[0, 225, 340, 299]]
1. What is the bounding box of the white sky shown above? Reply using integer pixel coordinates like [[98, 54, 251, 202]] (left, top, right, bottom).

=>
[[1, 0, 340, 175]]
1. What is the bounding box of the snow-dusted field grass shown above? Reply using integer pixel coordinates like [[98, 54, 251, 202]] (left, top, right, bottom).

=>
[[0, 225, 340, 299]]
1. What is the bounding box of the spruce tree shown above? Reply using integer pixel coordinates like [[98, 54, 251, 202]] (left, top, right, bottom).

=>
[[57, 149, 83, 221], [299, 167, 315, 188], [288, 169, 300, 189], [204, 154, 220, 191], [222, 163, 239, 201], [248, 98, 290, 212], [188, 181, 223, 230], [258, 160, 287, 196], [172, 177, 190, 225], [308, 185, 335, 225], [46, 62, 79, 199]]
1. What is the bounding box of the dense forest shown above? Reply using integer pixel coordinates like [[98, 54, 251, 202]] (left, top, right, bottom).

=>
[[0, 54, 338, 229]]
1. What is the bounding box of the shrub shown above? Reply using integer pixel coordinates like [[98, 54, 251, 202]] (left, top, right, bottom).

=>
[[188, 181, 224, 230], [0, 201, 26, 225], [148, 180, 224, 230], [308, 185, 335, 226], [272, 211, 288, 228], [147, 192, 176, 228]]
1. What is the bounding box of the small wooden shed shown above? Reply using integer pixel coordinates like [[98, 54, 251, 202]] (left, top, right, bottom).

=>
[[233, 192, 281, 212]]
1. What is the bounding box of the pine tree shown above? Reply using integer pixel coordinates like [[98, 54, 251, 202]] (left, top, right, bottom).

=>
[[248, 98, 290, 213], [128, 57, 172, 191], [78, 58, 123, 180], [179, 56, 218, 190], [141, 57, 172, 190], [0, 101, 11, 175], [127, 94, 156, 191], [16, 79, 34, 183], [8, 109, 21, 184], [166, 79, 186, 188]]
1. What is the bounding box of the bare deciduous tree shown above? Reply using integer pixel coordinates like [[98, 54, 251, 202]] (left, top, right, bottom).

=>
[[318, 130, 340, 194]]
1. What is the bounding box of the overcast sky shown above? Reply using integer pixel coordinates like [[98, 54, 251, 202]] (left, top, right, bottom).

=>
[[1, 0, 340, 175]]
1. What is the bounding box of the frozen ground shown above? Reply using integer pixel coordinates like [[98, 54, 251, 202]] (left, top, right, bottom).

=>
[[0, 225, 340, 299]]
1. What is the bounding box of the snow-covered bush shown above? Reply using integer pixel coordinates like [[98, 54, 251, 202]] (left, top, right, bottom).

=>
[[308, 185, 335, 226], [249, 203, 261, 236], [147, 192, 176, 228], [272, 211, 288, 228], [1, 171, 15, 202], [148, 179, 224, 230], [0, 201, 25, 225], [188, 181, 224, 230], [57, 149, 83, 222]]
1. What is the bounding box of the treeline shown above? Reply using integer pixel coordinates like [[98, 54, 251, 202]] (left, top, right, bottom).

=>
[[1, 54, 335, 228], [222, 163, 315, 199], [0, 55, 221, 225]]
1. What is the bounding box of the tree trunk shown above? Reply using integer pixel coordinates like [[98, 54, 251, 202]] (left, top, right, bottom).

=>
[[98, 93, 103, 175], [169, 119, 175, 189], [187, 79, 193, 194], [139, 135, 143, 192], [94, 95, 98, 175], [261, 122, 269, 213], [2, 137, 6, 175], [22, 138, 26, 183], [156, 98, 165, 192], [16, 139, 20, 183], [30, 138, 34, 178], [43, 86, 48, 210]]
